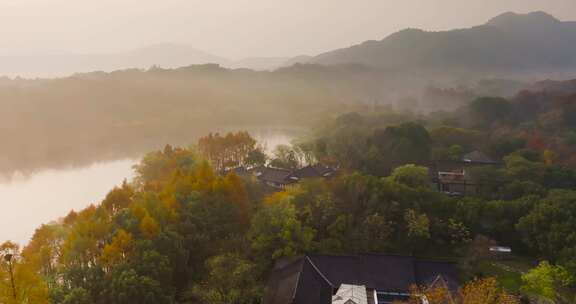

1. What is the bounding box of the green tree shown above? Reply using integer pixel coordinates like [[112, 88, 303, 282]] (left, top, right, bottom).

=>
[[447, 144, 463, 160], [107, 268, 171, 304], [188, 254, 261, 304], [372, 122, 431, 168], [61, 288, 92, 304], [429, 126, 484, 151], [404, 209, 430, 253], [245, 149, 267, 168], [521, 261, 574, 303], [249, 194, 315, 261], [389, 164, 430, 188], [517, 190, 576, 267], [469, 97, 512, 126], [360, 213, 393, 252], [405, 209, 431, 239]]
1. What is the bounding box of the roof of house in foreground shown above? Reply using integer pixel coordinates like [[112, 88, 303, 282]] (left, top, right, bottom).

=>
[[263, 254, 459, 304]]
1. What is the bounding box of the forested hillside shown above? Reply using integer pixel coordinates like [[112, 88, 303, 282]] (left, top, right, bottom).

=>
[[307, 81, 576, 172], [308, 12, 576, 79], [3, 86, 576, 303]]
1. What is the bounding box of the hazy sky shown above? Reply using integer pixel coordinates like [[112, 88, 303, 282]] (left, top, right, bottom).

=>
[[1, 0, 576, 59]]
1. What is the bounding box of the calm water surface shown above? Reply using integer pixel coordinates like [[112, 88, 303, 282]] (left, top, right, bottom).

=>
[[0, 132, 293, 245], [0, 159, 136, 245]]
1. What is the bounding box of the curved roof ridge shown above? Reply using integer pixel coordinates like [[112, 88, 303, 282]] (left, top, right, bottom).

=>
[[305, 255, 336, 288]]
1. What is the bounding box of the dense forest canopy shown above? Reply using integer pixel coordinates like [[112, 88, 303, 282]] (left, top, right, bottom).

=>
[[4, 86, 576, 302]]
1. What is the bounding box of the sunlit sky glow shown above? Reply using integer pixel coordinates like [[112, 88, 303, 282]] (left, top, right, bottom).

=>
[[1, 0, 575, 59]]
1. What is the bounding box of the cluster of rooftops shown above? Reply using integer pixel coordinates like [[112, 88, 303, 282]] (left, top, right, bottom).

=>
[[226, 151, 500, 197], [263, 254, 460, 304], [227, 163, 337, 189]]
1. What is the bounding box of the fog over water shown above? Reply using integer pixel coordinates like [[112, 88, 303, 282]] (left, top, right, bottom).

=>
[[0, 132, 292, 245], [0, 159, 136, 245]]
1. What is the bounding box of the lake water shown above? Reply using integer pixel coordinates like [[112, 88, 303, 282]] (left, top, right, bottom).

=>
[[0, 159, 136, 245], [0, 131, 294, 245]]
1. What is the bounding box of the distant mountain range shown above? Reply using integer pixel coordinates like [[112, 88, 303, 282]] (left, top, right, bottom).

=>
[[3, 11, 576, 79], [304, 11, 576, 79], [0, 43, 304, 77], [0, 44, 224, 77]]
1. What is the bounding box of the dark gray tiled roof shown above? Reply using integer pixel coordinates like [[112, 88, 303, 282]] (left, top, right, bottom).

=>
[[291, 164, 335, 179], [255, 167, 294, 184], [263, 254, 460, 304]]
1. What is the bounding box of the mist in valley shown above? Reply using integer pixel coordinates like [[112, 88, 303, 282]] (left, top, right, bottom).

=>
[[2, 1, 576, 303]]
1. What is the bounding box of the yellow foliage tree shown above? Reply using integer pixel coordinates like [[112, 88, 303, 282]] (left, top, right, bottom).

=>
[[223, 172, 251, 225], [193, 160, 216, 192], [21, 224, 63, 278], [459, 277, 519, 304], [543, 149, 555, 165], [0, 241, 49, 304], [408, 277, 519, 304], [140, 213, 160, 239], [263, 191, 293, 205], [100, 229, 133, 268]]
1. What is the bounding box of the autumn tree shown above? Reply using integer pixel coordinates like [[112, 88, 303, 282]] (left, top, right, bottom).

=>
[[0, 241, 49, 304], [408, 277, 519, 304], [102, 181, 134, 216], [459, 278, 519, 304], [197, 131, 264, 171], [22, 224, 63, 280], [134, 145, 197, 191], [100, 229, 133, 269], [140, 213, 160, 240]]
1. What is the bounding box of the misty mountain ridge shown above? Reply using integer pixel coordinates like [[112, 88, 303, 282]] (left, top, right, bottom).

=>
[[486, 11, 561, 28], [0, 43, 299, 77], [0, 43, 226, 77], [308, 11, 576, 79], [128, 43, 228, 65], [3, 11, 576, 79]]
